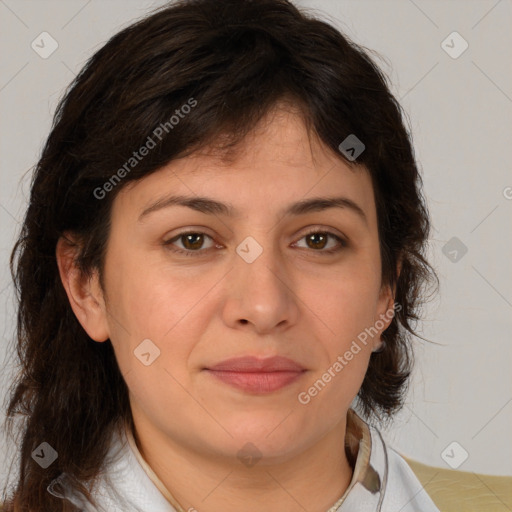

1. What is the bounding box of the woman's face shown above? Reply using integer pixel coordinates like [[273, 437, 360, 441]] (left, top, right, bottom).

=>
[[70, 106, 394, 464]]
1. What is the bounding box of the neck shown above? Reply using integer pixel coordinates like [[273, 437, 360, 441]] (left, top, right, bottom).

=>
[[130, 416, 354, 512]]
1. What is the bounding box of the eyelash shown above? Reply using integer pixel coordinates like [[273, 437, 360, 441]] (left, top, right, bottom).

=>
[[162, 228, 347, 257]]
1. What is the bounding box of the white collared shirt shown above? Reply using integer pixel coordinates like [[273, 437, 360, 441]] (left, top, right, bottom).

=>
[[48, 409, 439, 512]]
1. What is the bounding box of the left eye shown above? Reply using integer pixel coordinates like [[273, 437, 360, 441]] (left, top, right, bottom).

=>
[[163, 229, 346, 256], [293, 230, 345, 252]]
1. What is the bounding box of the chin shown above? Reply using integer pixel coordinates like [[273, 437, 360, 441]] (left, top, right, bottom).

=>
[[220, 421, 309, 458]]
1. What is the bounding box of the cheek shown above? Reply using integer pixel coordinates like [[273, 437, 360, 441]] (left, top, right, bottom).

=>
[[302, 267, 380, 402], [104, 252, 212, 371], [105, 246, 178, 334], [105, 268, 200, 416], [310, 266, 381, 341]]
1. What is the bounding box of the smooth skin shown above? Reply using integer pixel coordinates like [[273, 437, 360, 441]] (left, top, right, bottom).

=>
[[57, 103, 398, 512]]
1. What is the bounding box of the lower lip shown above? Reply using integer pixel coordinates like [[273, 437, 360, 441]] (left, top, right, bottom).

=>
[[205, 370, 305, 393]]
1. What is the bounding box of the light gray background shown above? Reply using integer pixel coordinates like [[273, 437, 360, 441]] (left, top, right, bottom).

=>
[[1, 0, 511, 489]]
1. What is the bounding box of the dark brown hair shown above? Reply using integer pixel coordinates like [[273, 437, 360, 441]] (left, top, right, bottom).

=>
[[2, 0, 438, 509]]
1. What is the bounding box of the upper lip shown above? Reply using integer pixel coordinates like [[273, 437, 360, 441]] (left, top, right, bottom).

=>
[[206, 356, 306, 373]]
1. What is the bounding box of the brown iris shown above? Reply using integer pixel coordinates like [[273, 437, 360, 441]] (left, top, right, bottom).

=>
[[305, 232, 328, 250], [181, 233, 205, 250]]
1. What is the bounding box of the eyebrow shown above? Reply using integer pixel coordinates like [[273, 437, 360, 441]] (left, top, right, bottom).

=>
[[138, 194, 368, 225]]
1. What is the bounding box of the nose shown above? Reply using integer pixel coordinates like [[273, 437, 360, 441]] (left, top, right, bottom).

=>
[[221, 238, 300, 335]]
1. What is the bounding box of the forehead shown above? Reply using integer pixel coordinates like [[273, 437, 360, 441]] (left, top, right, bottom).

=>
[[114, 106, 377, 227]]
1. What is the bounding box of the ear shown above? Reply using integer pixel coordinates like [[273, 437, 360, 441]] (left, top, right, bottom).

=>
[[56, 233, 110, 342], [372, 257, 403, 350]]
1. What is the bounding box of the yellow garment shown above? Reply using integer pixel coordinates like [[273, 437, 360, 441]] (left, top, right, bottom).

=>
[[404, 457, 512, 512]]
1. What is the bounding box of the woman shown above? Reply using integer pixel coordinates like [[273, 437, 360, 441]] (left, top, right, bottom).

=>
[[2, 0, 439, 510]]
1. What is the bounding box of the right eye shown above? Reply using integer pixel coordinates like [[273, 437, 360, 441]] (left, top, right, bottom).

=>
[[163, 231, 217, 256]]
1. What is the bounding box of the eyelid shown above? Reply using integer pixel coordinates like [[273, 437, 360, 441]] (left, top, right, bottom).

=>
[[298, 226, 347, 244]]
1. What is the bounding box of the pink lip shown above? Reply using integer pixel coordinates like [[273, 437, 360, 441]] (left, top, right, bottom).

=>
[[204, 356, 307, 393]]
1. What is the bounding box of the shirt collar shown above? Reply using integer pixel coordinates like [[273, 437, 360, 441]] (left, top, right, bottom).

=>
[[124, 408, 382, 512]]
